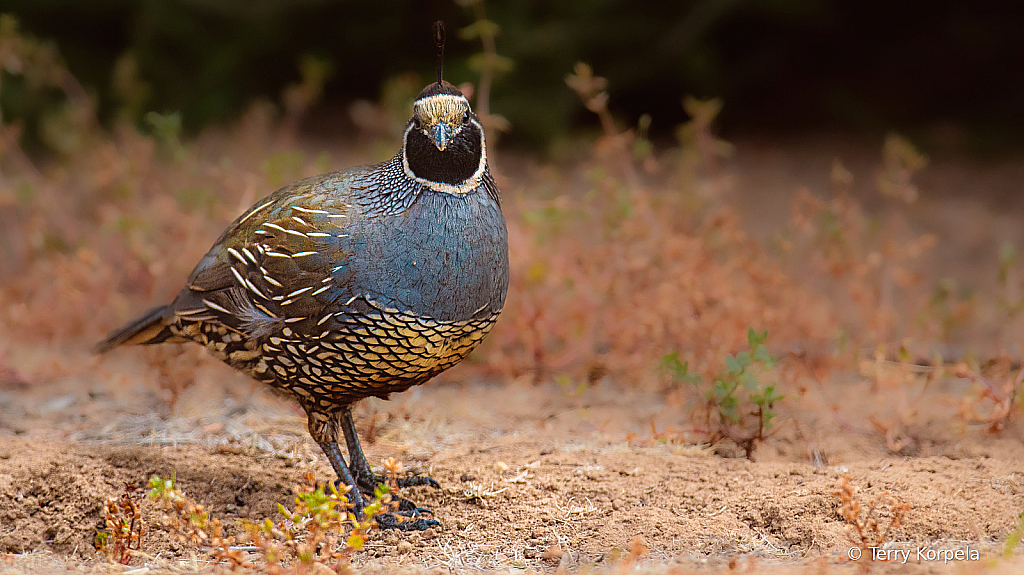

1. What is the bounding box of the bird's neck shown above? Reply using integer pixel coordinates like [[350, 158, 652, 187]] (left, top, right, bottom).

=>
[[354, 154, 499, 218], [400, 124, 488, 196]]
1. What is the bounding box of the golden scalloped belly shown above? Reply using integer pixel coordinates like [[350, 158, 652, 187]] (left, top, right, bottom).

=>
[[248, 307, 500, 406]]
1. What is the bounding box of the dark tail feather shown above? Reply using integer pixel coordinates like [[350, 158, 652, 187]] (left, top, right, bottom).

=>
[[94, 305, 177, 354]]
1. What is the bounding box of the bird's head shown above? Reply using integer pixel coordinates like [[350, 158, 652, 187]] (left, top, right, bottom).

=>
[[400, 26, 487, 194], [411, 81, 474, 153]]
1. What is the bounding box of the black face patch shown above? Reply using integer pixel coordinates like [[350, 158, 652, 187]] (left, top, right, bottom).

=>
[[404, 119, 483, 185]]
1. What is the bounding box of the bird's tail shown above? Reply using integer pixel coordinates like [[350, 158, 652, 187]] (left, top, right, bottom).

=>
[[94, 305, 178, 354]]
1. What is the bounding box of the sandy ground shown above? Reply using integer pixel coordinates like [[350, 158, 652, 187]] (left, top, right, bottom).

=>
[[3, 370, 1024, 574]]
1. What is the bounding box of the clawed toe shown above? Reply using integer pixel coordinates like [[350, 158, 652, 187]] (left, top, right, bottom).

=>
[[395, 476, 440, 489], [350, 474, 438, 519], [375, 510, 440, 531], [394, 497, 420, 513], [392, 500, 434, 516], [357, 473, 440, 495]]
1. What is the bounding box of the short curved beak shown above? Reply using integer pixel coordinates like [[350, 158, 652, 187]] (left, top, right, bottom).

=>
[[431, 122, 455, 151]]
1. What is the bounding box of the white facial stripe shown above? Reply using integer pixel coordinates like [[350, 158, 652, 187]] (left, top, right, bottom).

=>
[[401, 117, 488, 195]]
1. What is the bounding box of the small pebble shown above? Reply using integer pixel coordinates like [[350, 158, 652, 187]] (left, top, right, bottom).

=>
[[612, 499, 624, 511], [396, 541, 413, 554]]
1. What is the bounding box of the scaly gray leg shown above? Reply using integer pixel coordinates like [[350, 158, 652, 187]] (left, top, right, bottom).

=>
[[317, 440, 365, 517], [340, 407, 441, 493], [339, 407, 440, 530]]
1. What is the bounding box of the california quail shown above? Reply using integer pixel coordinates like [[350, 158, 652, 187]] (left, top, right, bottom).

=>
[[96, 22, 508, 530]]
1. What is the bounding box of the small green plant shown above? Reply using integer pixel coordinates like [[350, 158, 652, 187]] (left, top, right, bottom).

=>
[[148, 474, 248, 569], [663, 328, 784, 458], [270, 473, 389, 568], [96, 482, 145, 564], [148, 472, 390, 572]]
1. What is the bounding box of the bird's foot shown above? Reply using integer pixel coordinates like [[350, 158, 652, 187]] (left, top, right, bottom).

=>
[[321, 479, 431, 523], [335, 473, 440, 521], [391, 497, 435, 514], [356, 473, 439, 510], [345, 477, 438, 517], [356, 472, 440, 494], [374, 507, 440, 531]]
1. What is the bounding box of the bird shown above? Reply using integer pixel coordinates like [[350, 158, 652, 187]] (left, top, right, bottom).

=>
[[96, 21, 508, 531]]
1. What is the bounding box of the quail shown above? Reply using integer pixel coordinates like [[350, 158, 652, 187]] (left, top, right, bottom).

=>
[[96, 22, 508, 530]]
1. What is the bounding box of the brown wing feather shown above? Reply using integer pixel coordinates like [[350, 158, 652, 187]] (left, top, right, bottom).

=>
[[169, 172, 355, 339]]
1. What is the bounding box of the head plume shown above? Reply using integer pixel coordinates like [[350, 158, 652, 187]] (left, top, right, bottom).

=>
[[433, 21, 446, 87]]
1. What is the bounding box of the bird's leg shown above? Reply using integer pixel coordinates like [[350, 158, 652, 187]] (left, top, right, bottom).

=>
[[308, 409, 369, 517], [310, 410, 433, 529], [339, 407, 378, 492], [340, 408, 440, 493], [316, 440, 366, 517], [340, 407, 440, 530]]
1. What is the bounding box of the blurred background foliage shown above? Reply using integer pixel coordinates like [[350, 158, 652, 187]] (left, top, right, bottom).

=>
[[1, 0, 1022, 155]]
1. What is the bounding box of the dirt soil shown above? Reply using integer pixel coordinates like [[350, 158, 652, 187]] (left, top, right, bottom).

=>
[[3, 374, 1024, 575]]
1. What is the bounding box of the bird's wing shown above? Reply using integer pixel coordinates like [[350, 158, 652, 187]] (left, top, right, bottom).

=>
[[170, 172, 357, 338]]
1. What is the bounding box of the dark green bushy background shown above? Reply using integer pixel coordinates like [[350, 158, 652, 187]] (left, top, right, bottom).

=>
[[3, 0, 1022, 152]]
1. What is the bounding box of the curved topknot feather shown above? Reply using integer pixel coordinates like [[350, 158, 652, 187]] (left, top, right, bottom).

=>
[[433, 20, 446, 86]]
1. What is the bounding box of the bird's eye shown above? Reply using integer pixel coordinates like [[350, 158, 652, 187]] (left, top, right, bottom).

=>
[[462, 112, 470, 124]]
